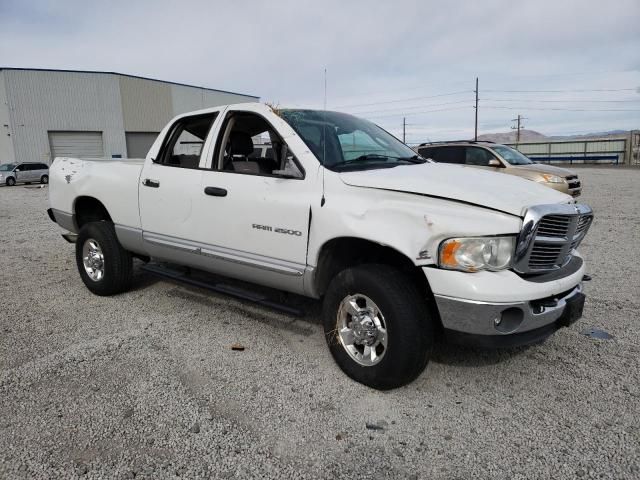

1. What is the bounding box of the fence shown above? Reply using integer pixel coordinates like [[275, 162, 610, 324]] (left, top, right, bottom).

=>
[[506, 138, 628, 165]]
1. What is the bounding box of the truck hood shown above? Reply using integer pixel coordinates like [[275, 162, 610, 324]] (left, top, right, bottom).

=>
[[338, 162, 571, 217], [511, 163, 576, 177]]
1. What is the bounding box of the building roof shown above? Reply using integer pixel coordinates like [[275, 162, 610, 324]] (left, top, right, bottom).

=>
[[0, 67, 259, 99]]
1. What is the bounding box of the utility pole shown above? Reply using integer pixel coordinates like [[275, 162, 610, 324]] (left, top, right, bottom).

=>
[[402, 117, 406, 143], [474, 77, 479, 141], [511, 114, 526, 145]]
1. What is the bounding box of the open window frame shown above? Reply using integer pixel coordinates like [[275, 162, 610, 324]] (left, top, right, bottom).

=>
[[211, 111, 306, 180], [153, 112, 219, 170]]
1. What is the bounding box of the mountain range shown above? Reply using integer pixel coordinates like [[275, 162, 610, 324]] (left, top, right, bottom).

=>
[[477, 129, 631, 144]]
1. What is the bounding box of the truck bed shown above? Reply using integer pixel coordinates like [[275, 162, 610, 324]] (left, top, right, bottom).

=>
[[48, 157, 145, 231]]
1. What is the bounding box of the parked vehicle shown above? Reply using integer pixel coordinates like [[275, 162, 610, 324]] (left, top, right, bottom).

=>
[[0, 162, 49, 186], [47, 104, 593, 389], [415, 141, 582, 197]]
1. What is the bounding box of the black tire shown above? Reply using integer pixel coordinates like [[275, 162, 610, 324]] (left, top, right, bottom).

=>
[[322, 264, 434, 390], [75, 221, 133, 296], [6, 177, 15, 186], [40, 175, 48, 184]]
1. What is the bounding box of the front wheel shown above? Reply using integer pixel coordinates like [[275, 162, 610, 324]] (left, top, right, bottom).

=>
[[322, 264, 434, 390], [40, 175, 49, 184], [75, 221, 133, 296], [6, 177, 15, 186]]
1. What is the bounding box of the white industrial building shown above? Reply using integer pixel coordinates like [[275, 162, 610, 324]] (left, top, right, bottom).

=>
[[0, 68, 259, 164]]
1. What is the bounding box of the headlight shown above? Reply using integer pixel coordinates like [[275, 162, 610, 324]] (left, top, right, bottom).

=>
[[540, 174, 564, 184], [439, 236, 515, 272]]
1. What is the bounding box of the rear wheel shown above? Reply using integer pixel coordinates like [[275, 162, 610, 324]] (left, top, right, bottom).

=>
[[40, 175, 48, 184], [6, 177, 15, 186], [322, 264, 434, 390], [75, 221, 133, 296]]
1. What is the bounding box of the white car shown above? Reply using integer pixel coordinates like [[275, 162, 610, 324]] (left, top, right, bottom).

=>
[[1, 162, 49, 186], [47, 103, 593, 389]]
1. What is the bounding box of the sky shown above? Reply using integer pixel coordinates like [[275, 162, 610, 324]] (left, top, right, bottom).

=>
[[1, 0, 639, 142]]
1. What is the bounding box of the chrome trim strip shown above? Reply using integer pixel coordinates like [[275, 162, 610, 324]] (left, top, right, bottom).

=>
[[303, 266, 319, 298], [200, 247, 303, 276], [142, 231, 305, 277], [114, 224, 147, 255], [51, 208, 78, 232], [144, 233, 199, 253]]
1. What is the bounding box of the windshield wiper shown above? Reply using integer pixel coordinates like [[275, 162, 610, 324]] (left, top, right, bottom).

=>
[[346, 154, 393, 163], [401, 154, 427, 164], [343, 154, 426, 164]]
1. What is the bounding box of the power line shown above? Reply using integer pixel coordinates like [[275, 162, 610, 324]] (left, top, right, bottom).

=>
[[327, 79, 473, 106], [484, 106, 640, 112], [345, 99, 471, 115], [334, 90, 471, 109], [483, 98, 640, 103], [484, 88, 637, 93], [487, 69, 637, 79], [364, 105, 473, 120]]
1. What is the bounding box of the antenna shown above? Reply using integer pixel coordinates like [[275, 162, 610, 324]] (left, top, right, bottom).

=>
[[474, 77, 479, 141], [321, 68, 327, 207], [324, 68, 327, 111]]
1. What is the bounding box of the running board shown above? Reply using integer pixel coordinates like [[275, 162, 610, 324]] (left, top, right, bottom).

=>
[[141, 263, 304, 317]]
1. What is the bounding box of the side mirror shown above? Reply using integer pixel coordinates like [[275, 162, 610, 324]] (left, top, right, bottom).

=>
[[14, 168, 20, 172], [488, 159, 502, 167]]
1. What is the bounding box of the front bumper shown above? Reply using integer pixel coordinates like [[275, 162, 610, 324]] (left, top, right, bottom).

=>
[[424, 255, 586, 347], [545, 180, 581, 197], [435, 284, 584, 347]]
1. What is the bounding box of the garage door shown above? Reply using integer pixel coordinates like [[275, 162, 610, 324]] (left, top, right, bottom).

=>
[[49, 131, 104, 160], [125, 132, 159, 159]]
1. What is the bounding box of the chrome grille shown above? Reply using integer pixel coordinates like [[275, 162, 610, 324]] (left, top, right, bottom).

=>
[[514, 204, 593, 274], [529, 244, 564, 269], [536, 215, 571, 238]]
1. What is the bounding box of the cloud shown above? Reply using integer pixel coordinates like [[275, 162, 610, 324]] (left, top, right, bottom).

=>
[[1, 0, 639, 140]]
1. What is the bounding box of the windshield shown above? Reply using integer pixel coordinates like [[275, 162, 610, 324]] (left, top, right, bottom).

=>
[[492, 145, 533, 165], [280, 109, 425, 171], [0, 164, 16, 171]]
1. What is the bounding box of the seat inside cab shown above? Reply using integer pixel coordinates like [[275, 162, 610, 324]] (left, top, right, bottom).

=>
[[220, 113, 284, 175]]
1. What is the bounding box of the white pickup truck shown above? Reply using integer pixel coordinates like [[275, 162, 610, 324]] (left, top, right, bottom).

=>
[[48, 103, 593, 390]]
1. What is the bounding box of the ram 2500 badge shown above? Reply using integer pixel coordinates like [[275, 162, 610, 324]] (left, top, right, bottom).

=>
[[47, 103, 593, 390]]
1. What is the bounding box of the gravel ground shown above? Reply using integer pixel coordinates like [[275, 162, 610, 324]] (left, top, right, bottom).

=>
[[1, 168, 639, 479]]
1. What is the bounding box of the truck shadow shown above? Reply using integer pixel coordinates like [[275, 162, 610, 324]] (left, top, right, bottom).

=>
[[130, 262, 533, 367], [430, 339, 532, 367], [128, 261, 162, 292]]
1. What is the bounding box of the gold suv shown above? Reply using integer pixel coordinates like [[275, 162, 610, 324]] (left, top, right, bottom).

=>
[[415, 141, 581, 197]]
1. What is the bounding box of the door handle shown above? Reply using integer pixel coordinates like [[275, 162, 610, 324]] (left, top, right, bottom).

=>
[[204, 186, 227, 197], [143, 179, 160, 188]]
